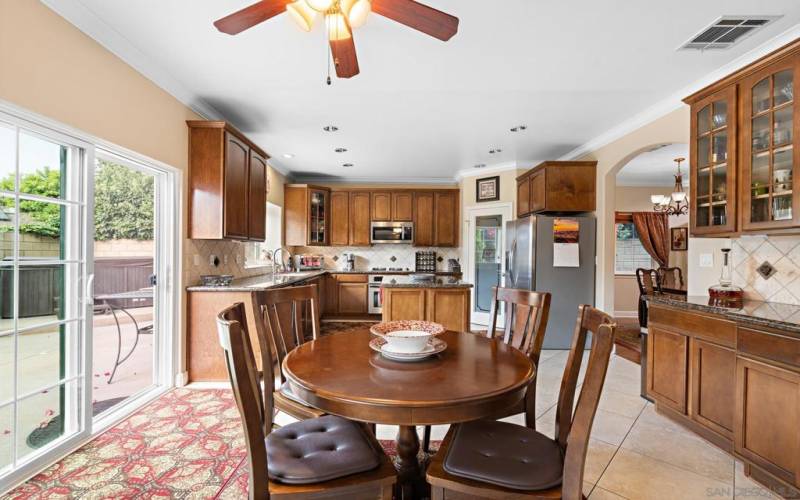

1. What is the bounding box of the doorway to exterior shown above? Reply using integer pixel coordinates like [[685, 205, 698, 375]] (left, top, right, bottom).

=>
[[0, 103, 180, 491], [464, 203, 513, 326]]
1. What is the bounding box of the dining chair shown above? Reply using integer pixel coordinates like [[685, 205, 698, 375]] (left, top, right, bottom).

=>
[[657, 266, 684, 291], [426, 304, 616, 500], [422, 287, 551, 453], [252, 285, 326, 421], [217, 302, 396, 499], [635, 268, 660, 332]]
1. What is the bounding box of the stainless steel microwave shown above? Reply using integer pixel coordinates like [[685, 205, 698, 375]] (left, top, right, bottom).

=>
[[371, 221, 413, 244]]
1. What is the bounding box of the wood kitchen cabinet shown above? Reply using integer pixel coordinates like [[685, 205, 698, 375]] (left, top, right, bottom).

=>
[[371, 192, 392, 221], [736, 356, 800, 487], [392, 192, 413, 221], [323, 274, 338, 315], [187, 121, 270, 241], [741, 53, 800, 231], [691, 338, 736, 440], [433, 190, 458, 247], [684, 39, 800, 236], [330, 191, 350, 246], [350, 192, 371, 245], [336, 274, 368, 314], [646, 325, 688, 414], [284, 185, 330, 246], [413, 192, 435, 246], [382, 287, 471, 333], [690, 86, 738, 235], [516, 161, 596, 216]]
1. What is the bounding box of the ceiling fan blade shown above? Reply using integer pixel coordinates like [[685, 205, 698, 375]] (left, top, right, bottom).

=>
[[214, 0, 290, 35], [330, 35, 360, 78], [372, 0, 459, 41]]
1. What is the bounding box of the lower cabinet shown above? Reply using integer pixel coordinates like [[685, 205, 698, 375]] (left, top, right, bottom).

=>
[[735, 356, 800, 487], [382, 287, 471, 332], [690, 339, 736, 440], [646, 326, 688, 414], [326, 274, 368, 315]]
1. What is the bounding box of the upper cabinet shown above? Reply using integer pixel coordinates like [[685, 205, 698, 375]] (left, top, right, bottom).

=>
[[685, 41, 800, 236], [187, 121, 270, 241], [372, 191, 413, 222], [330, 190, 350, 246], [741, 56, 800, 231], [433, 191, 459, 247], [516, 161, 596, 216], [329, 190, 371, 246], [413, 191, 435, 246], [285, 184, 330, 246], [690, 86, 737, 236]]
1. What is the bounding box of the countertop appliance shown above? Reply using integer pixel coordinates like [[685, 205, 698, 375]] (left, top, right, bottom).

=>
[[447, 258, 461, 274], [294, 254, 324, 270], [367, 275, 385, 314], [505, 215, 596, 349], [415, 251, 436, 272], [371, 221, 413, 244]]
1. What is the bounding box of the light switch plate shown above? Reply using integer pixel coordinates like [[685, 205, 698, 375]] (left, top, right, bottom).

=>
[[699, 253, 714, 268]]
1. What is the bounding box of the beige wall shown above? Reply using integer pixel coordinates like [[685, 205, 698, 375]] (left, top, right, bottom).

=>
[[578, 107, 691, 312], [459, 169, 522, 212]]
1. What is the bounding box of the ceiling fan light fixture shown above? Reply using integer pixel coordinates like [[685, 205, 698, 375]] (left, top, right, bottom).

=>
[[306, 0, 334, 12], [342, 0, 372, 28], [326, 12, 352, 40], [286, 0, 317, 31]]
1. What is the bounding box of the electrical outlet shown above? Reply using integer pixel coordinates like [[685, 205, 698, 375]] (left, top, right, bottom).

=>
[[235, 254, 242, 264], [193, 255, 200, 266], [224, 254, 229, 265], [699, 253, 714, 268]]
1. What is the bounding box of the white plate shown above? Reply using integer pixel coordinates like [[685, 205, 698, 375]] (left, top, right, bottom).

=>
[[369, 337, 447, 362]]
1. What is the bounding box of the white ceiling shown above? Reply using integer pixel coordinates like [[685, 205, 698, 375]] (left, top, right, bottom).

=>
[[616, 143, 690, 187], [45, 0, 800, 182]]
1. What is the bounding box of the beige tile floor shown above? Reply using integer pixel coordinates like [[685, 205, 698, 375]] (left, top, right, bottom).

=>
[[274, 349, 784, 499]]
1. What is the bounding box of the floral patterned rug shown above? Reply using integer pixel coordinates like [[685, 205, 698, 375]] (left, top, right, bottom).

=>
[[4, 388, 436, 499]]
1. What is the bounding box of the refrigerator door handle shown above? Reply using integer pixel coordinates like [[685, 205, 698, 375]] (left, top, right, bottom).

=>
[[507, 240, 517, 285]]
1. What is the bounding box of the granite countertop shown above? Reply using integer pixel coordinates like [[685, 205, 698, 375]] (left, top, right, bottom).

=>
[[329, 269, 461, 276], [380, 276, 473, 288], [645, 294, 800, 335], [186, 270, 327, 292]]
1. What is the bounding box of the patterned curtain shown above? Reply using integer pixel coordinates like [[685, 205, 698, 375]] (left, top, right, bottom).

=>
[[632, 212, 669, 268]]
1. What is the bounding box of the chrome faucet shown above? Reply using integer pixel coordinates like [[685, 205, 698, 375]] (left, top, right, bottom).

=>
[[273, 247, 293, 273]]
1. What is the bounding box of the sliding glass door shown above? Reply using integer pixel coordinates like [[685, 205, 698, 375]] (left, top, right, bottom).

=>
[[0, 118, 92, 482]]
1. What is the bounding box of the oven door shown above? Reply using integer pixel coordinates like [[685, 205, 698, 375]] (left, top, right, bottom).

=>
[[368, 285, 382, 314], [371, 222, 413, 243]]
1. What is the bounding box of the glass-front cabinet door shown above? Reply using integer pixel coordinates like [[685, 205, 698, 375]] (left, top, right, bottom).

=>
[[690, 86, 737, 235], [742, 55, 800, 231], [308, 189, 328, 245]]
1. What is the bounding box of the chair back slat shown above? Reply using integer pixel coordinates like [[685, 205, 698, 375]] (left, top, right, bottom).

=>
[[253, 285, 321, 389], [658, 266, 684, 290], [217, 302, 273, 497], [485, 286, 551, 427], [554, 304, 616, 499], [635, 268, 661, 295]]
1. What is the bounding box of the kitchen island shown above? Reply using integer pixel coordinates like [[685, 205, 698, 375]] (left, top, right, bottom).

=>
[[645, 294, 800, 497], [381, 276, 473, 333]]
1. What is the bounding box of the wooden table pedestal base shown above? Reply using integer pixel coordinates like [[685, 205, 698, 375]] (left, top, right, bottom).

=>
[[394, 425, 430, 499]]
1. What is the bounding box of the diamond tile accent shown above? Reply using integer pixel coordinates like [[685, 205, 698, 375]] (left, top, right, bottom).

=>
[[756, 261, 777, 280], [727, 234, 800, 305]]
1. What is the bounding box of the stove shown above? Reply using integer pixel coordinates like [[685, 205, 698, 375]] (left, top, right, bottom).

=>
[[370, 267, 407, 272]]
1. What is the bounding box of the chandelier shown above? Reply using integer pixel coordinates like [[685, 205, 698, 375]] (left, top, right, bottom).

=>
[[651, 157, 689, 216]]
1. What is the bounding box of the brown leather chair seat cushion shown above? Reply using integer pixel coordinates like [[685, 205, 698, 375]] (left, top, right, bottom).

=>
[[266, 415, 381, 484], [279, 381, 310, 406], [443, 419, 563, 491]]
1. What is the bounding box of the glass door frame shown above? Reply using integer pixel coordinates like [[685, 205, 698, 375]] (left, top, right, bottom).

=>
[[463, 202, 513, 326], [0, 100, 182, 491]]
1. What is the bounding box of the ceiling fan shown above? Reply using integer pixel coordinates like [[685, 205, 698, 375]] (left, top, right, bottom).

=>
[[214, 0, 459, 80]]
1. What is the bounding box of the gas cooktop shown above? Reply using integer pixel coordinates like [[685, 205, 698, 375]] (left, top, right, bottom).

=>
[[370, 267, 408, 272]]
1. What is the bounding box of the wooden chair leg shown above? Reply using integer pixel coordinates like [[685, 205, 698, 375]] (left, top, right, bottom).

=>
[[381, 484, 393, 499], [422, 425, 431, 453], [368, 422, 376, 435], [431, 486, 444, 500]]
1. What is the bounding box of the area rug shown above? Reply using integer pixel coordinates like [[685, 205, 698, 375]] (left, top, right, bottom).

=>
[[4, 388, 439, 499]]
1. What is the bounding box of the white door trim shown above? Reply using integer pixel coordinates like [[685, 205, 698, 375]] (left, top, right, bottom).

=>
[[463, 202, 513, 326]]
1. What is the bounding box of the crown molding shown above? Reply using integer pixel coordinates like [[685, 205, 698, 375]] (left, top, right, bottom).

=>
[[266, 160, 290, 177], [453, 161, 525, 181], [559, 22, 800, 161], [289, 175, 458, 185], [41, 0, 224, 121]]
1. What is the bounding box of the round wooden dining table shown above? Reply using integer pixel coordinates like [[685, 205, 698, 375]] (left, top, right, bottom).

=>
[[283, 328, 535, 498]]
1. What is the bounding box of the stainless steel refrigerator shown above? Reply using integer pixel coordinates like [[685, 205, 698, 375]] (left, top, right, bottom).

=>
[[504, 215, 596, 349]]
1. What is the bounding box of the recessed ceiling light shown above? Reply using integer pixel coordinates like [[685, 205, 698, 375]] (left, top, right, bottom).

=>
[[334, 147, 348, 153], [343, 163, 354, 168], [473, 163, 487, 169], [282, 153, 295, 159], [489, 148, 502, 154], [510, 125, 528, 132], [323, 125, 339, 132]]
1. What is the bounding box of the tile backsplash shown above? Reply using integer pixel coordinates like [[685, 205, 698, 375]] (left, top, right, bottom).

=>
[[293, 245, 461, 272], [731, 234, 800, 305], [183, 239, 266, 287]]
